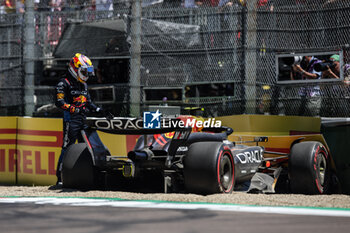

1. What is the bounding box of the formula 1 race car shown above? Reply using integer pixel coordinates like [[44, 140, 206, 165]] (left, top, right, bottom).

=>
[[60, 117, 339, 195]]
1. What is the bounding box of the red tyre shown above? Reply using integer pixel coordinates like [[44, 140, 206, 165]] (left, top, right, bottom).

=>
[[289, 141, 330, 194], [184, 142, 235, 194]]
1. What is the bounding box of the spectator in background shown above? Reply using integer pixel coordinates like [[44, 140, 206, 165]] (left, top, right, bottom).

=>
[[47, 0, 66, 45], [199, 0, 220, 50], [0, 1, 7, 23], [16, 0, 24, 13], [14, 0, 24, 24], [83, 0, 96, 20], [0, 1, 6, 15], [293, 56, 322, 116], [219, 0, 241, 10], [4, 0, 15, 13], [186, 0, 221, 7], [34, 0, 39, 10], [162, 97, 168, 106], [218, 0, 232, 8], [257, 0, 268, 7], [257, 0, 274, 57], [340, 55, 350, 116], [323, 53, 350, 94], [50, 0, 65, 12], [320, 54, 350, 116], [343, 64, 350, 86], [257, 0, 273, 10], [218, 0, 241, 58], [88, 0, 96, 10], [322, 54, 349, 80], [184, 0, 201, 8], [218, 0, 242, 33], [95, 0, 113, 18], [293, 56, 322, 81]]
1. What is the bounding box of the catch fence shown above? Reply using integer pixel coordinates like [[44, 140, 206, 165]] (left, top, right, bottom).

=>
[[0, 0, 349, 117]]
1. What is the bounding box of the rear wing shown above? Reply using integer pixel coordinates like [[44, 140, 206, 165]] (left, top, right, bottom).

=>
[[86, 117, 231, 135]]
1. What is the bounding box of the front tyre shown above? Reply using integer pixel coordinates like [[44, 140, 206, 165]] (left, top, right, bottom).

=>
[[289, 141, 330, 194], [184, 142, 235, 195]]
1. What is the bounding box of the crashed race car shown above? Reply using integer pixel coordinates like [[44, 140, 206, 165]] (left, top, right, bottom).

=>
[[60, 116, 339, 195]]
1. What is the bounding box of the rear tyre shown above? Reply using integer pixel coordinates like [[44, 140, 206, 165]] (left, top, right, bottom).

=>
[[184, 142, 235, 195], [289, 141, 330, 194], [61, 143, 96, 190]]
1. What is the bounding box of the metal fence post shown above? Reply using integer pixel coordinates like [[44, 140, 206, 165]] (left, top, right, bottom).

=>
[[244, 1, 257, 114], [24, 0, 36, 116], [129, 0, 142, 117]]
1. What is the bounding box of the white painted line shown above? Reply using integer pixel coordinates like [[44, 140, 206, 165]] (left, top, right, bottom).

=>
[[1, 197, 350, 217]]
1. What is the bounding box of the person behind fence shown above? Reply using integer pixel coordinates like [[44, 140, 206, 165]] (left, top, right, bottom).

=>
[[55, 53, 105, 185], [184, 0, 201, 8], [292, 55, 322, 116], [321, 54, 350, 116], [95, 0, 113, 18], [0, 1, 6, 17], [321, 54, 350, 80]]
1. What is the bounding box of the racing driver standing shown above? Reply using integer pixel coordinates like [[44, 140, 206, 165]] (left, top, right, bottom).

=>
[[55, 53, 103, 185]]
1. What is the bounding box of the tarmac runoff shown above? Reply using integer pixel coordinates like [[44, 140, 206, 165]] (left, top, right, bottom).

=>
[[1, 196, 350, 218]]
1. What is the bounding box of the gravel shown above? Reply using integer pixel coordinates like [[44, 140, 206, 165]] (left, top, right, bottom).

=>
[[0, 185, 350, 208]]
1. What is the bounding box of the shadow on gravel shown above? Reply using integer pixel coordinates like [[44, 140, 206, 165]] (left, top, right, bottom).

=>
[[48, 172, 166, 194], [48, 185, 82, 193]]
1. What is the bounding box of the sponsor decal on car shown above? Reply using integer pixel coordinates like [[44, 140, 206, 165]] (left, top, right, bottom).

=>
[[236, 149, 264, 164]]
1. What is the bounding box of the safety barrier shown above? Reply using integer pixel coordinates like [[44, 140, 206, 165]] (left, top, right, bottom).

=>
[[0, 117, 132, 185]]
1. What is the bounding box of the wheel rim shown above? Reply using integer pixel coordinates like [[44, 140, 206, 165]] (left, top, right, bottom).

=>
[[317, 153, 327, 186], [219, 153, 233, 191]]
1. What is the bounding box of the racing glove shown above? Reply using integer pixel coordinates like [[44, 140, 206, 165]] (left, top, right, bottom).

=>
[[69, 106, 86, 114]]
